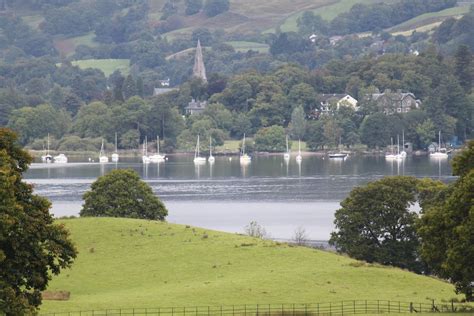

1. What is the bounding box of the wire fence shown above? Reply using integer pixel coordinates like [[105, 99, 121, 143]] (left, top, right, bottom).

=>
[[40, 300, 474, 316]]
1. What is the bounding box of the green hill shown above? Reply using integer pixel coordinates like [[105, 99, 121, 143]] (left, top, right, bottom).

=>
[[41, 218, 460, 313]]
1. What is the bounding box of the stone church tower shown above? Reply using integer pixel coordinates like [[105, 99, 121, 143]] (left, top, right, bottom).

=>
[[192, 39, 207, 83]]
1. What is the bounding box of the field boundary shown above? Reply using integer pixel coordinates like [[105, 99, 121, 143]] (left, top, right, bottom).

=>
[[40, 300, 474, 315]]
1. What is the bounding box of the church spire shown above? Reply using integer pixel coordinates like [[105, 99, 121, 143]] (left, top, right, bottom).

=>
[[193, 39, 207, 83]]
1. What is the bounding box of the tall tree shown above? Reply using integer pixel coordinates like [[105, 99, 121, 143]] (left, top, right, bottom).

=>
[[122, 75, 138, 100], [0, 128, 76, 314], [289, 105, 306, 140], [330, 176, 425, 273], [454, 45, 473, 94], [418, 141, 474, 301]]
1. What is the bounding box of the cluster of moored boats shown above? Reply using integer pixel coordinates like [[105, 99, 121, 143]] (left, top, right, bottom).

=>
[[385, 130, 449, 160]]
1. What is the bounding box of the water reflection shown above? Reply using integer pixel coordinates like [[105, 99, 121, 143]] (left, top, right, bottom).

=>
[[27, 154, 456, 239]]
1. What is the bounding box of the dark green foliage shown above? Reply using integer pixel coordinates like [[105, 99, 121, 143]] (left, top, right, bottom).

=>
[[204, 0, 229, 17], [254, 125, 286, 152], [0, 128, 77, 314], [122, 75, 138, 100], [330, 176, 424, 273], [80, 169, 168, 221], [418, 141, 474, 301], [454, 45, 473, 93], [185, 0, 203, 15]]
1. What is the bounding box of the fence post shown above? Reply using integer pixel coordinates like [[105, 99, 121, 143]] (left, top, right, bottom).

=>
[[172, 307, 174, 316], [398, 301, 401, 313], [317, 303, 320, 315], [451, 300, 454, 312], [388, 300, 390, 313], [377, 300, 380, 314], [184, 306, 186, 316], [365, 300, 367, 314], [410, 302, 413, 313]]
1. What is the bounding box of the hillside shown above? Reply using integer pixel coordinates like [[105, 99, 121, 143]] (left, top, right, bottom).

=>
[[41, 218, 460, 313]]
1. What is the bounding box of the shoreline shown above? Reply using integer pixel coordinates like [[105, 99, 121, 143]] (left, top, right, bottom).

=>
[[28, 149, 438, 158]]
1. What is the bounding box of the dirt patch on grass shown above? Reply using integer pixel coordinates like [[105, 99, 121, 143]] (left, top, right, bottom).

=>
[[42, 290, 70, 301]]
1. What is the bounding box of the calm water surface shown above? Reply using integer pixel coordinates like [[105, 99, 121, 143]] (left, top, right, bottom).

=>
[[25, 154, 455, 240]]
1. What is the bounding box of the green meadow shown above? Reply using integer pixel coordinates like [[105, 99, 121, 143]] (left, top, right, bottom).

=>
[[41, 218, 460, 313], [71, 59, 130, 76]]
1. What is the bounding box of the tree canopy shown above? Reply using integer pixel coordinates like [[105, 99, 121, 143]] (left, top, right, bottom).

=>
[[0, 128, 76, 314], [80, 169, 168, 221]]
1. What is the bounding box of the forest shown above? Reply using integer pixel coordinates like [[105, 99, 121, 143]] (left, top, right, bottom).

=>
[[0, 0, 473, 152]]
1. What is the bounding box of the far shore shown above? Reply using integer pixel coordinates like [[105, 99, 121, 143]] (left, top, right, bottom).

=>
[[28, 148, 437, 158]]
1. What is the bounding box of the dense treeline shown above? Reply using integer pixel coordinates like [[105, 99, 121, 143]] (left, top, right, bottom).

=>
[[297, 0, 457, 36], [2, 48, 472, 154], [330, 142, 474, 300]]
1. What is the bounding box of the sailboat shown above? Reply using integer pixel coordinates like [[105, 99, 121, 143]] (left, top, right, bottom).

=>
[[99, 138, 109, 163], [385, 137, 396, 159], [41, 133, 53, 163], [400, 130, 407, 158], [283, 135, 290, 160], [142, 136, 151, 164], [240, 134, 251, 164], [111, 133, 119, 162], [53, 153, 68, 164], [296, 139, 302, 162], [329, 136, 347, 159], [150, 136, 166, 163], [193, 135, 206, 164], [430, 131, 448, 158], [208, 137, 215, 163]]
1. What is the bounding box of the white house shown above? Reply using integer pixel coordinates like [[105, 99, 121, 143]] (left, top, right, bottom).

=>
[[319, 94, 359, 115]]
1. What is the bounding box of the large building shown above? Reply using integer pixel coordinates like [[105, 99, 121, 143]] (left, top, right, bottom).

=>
[[369, 89, 421, 114]]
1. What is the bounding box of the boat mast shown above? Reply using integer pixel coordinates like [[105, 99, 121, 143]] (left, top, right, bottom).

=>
[[157, 136, 160, 155], [47, 133, 50, 156], [209, 137, 212, 157], [242, 134, 246, 155], [286, 135, 289, 153], [438, 130, 441, 151], [397, 135, 400, 155], [115, 133, 118, 153], [298, 139, 301, 155]]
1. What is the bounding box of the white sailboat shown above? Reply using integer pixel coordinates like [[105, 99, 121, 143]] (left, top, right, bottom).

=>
[[111, 133, 119, 162], [150, 136, 166, 163], [430, 131, 448, 158], [41, 133, 53, 163], [385, 137, 396, 159], [400, 130, 407, 158], [99, 139, 109, 163], [283, 135, 290, 160], [193, 135, 206, 164], [53, 153, 68, 164], [240, 133, 251, 164], [142, 136, 151, 164], [208, 137, 215, 163], [329, 136, 347, 159], [296, 139, 302, 162]]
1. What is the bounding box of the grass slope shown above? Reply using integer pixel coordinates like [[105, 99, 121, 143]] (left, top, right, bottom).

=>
[[388, 6, 470, 33], [276, 0, 397, 33], [41, 218, 459, 313], [225, 41, 270, 53], [54, 33, 99, 57], [71, 59, 130, 76]]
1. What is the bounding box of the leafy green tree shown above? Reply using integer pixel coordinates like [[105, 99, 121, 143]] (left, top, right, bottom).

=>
[[0, 128, 76, 314], [203, 0, 229, 17], [7, 104, 71, 145], [185, 0, 203, 15], [287, 83, 317, 114], [418, 141, 474, 300], [73, 102, 113, 139], [81, 169, 168, 220], [415, 119, 436, 148], [454, 45, 473, 94], [254, 125, 286, 152], [305, 120, 325, 150], [231, 112, 252, 138], [359, 113, 392, 148], [122, 75, 137, 100], [330, 176, 424, 273], [289, 105, 306, 140], [120, 129, 140, 149]]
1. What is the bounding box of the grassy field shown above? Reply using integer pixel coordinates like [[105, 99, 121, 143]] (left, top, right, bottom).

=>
[[225, 41, 270, 53], [70, 59, 130, 76], [21, 14, 44, 29], [54, 33, 100, 57], [276, 0, 396, 33], [41, 217, 460, 313], [388, 5, 470, 33]]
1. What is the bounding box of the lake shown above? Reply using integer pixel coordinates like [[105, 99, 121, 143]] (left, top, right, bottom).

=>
[[25, 154, 455, 240]]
